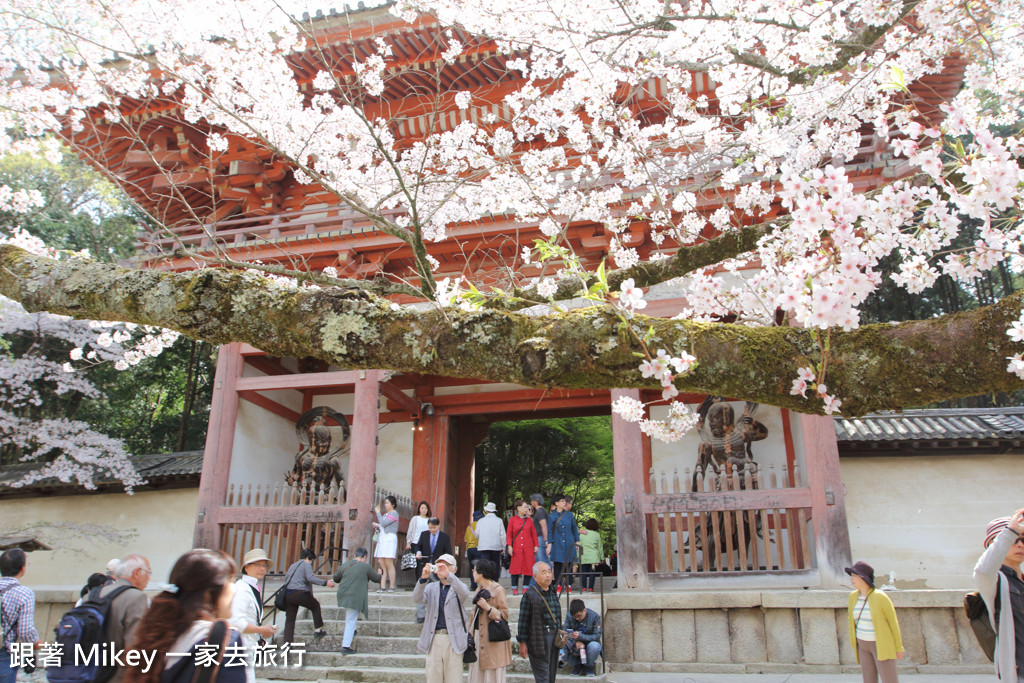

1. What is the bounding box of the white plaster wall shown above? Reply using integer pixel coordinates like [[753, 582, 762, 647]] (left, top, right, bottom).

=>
[[229, 390, 414, 499], [0, 488, 199, 590], [231, 398, 301, 486], [841, 451, 1024, 590]]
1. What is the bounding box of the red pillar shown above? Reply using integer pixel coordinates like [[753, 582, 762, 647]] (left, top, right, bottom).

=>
[[611, 389, 651, 589], [345, 370, 381, 555], [453, 420, 480, 545], [411, 418, 433, 507], [799, 413, 851, 586], [193, 343, 244, 549], [431, 415, 454, 529]]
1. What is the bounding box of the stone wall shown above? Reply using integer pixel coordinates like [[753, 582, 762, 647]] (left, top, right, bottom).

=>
[[604, 589, 991, 675]]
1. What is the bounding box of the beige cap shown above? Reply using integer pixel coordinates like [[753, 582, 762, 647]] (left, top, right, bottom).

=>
[[435, 553, 457, 567], [242, 548, 271, 568]]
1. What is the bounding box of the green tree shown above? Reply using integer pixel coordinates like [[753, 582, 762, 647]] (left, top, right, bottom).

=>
[[0, 143, 213, 464], [474, 416, 617, 550]]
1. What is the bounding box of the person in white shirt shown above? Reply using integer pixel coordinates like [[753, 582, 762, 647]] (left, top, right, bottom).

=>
[[474, 502, 506, 573], [230, 549, 277, 683]]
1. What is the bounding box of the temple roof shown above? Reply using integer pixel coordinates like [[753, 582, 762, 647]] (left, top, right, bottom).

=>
[[835, 407, 1024, 454], [0, 450, 204, 499]]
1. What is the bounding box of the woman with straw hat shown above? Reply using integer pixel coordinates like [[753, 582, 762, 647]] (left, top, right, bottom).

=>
[[230, 548, 277, 683]]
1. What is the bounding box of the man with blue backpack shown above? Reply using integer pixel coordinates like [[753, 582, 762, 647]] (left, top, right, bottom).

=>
[[47, 554, 150, 683]]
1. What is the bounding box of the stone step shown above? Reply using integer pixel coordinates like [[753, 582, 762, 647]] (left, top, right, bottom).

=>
[[289, 651, 558, 673], [256, 664, 607, 683]]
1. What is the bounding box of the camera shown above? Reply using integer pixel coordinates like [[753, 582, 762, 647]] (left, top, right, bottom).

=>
[[428, 564, 437, 573]]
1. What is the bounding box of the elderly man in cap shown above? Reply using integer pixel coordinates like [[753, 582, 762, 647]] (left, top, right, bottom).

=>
[[230, 549, 278, 683], [474, 502, 506, 576], [414, 553, 471, 683]]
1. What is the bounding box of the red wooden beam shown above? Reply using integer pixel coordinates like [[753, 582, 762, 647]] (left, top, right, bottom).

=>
[[380, 381, 420, 414], [643, 487, 812, 513], [220, 505, 346, 524], [237, 390, 302, 424], [236, 370, 361, 391], [244, 355, 294, 376]]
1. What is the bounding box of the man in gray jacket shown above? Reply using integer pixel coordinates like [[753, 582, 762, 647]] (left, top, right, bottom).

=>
[[101, 554, 151, 683], [413, 553, 470, 683]]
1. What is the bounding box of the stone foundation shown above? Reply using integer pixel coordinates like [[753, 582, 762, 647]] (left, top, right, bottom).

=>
[[604, 589, 992, 675]]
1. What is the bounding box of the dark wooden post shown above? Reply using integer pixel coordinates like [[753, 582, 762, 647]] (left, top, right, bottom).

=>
[[193, 342, 244, 549], [345, 370, 381, 555], [611, 389, 651, 589], [799, 413, 851, 585]]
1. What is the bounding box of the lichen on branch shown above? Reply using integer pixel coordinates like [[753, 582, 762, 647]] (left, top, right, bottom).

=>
[[3, 244, 1022, 415]]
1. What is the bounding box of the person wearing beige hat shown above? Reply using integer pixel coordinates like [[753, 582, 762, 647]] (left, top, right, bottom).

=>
[[414, 553, 471, 683], [230, 549, 277, 683], [974, 508, 1024, 682]]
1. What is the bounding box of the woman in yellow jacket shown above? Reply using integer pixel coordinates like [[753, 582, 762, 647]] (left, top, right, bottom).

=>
[[846, 561, 904, 683]]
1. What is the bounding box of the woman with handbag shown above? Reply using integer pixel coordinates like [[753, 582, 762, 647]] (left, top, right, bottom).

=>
[[505, 499, 538, 596], [123, 549, 246, 683], [846, 561, 904, 683], [280, 548, 335, 644], [468, 559, 512, 683], [373, 496, 400, 592], [407, 501, 433, 575]]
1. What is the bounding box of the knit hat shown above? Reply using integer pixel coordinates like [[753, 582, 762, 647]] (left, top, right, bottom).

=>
[[985, 517, 1012, 548]]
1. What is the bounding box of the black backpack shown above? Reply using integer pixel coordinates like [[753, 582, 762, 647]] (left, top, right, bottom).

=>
[[46, 584, 136, 683], [964, 582, 1000, 662]]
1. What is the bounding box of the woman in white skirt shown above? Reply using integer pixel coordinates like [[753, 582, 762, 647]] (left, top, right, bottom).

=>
[[373, 495, 399, 592]]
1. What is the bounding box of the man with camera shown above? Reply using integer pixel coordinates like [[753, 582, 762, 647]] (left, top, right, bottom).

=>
[[413, 554, 470, 683]]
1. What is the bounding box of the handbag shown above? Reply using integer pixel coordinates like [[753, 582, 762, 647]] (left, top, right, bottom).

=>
[[274, 562, 300, 611], [488, 615, 512, 642], [400, 551, 417, 570], [534, 586, 569, 649], [460, 605, 477, 664]]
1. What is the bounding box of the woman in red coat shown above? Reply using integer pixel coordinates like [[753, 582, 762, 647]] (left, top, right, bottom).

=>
[[505, 498, 539, 595]]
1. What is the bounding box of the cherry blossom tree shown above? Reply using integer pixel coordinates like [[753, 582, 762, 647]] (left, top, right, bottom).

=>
[[0, 144, 177, 490], [0, 0, 1022, 440]]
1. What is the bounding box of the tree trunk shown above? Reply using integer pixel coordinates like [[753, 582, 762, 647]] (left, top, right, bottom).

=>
[[3, 243, 1024, 416]]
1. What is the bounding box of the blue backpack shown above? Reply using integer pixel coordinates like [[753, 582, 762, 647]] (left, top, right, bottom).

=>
[[46, 584, 136, 683]]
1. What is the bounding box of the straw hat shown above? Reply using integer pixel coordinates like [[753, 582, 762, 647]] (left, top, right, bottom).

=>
[[242, 548, 271, 568]]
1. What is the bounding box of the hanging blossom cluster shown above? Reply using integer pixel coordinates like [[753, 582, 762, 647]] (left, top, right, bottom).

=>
[[0, 196, 145, 490], [0, 0, 1023, 437]]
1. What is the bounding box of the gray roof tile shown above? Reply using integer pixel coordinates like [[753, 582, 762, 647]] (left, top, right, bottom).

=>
[[835, 407, 1024, 443]]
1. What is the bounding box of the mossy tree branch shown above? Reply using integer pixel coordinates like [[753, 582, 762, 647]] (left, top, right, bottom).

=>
[[3, 243, 1022, 415]]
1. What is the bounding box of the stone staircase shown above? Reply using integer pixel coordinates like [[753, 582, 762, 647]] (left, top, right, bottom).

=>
[[257, 583, 610, 683]]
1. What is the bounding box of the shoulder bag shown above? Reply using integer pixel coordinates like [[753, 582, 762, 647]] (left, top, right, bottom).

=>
[[190, 619, 231, 683], [460, 602, 477, 664], [532, 586, 568, 648], [274, 563, 300, 611]]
